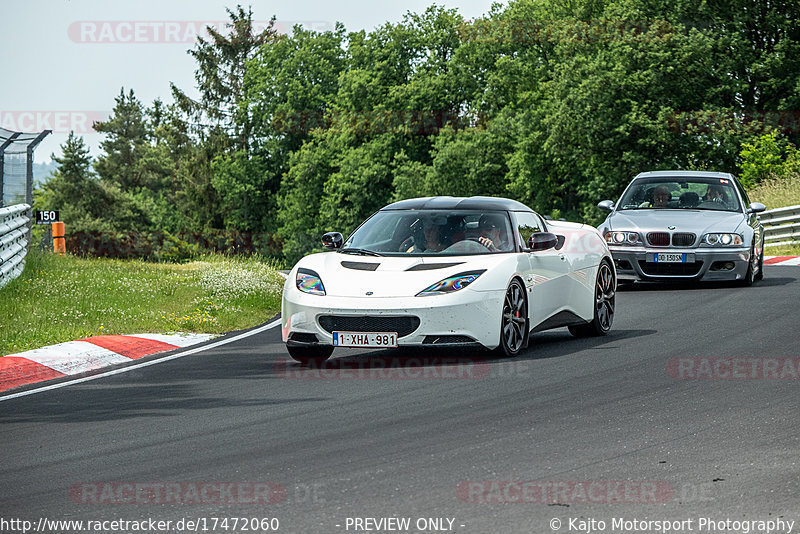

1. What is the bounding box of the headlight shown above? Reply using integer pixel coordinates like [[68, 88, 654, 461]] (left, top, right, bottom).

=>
[[296, 268, 326, 295], [702, 233, 743, 246], [604, 231, 639, 245], [416, 270, 486, 296]]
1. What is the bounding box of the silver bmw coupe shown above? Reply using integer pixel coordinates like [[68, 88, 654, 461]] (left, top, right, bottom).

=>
[[597, 170, 766, 285]]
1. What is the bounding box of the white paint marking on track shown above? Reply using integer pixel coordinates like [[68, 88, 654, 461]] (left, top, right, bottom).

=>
[[132, 333, 216, 347], [12, 341, 130, 375], [0, 319, 281, 402]]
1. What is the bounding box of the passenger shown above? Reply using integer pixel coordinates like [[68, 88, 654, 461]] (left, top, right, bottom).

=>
[[406, 218, 447, 252], [640, 185, 671, 208]]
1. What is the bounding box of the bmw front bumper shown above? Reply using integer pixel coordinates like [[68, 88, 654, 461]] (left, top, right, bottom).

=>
[[609, 247, 752, 282]]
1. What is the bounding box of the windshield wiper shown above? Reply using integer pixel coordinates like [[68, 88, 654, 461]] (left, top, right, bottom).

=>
[[339, 248, 383, 257]]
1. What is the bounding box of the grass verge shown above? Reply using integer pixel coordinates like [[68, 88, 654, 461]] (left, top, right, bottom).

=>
[[749, 172, 800, 211], [749, 172, 800, 256], [0, 250, 285, 356]]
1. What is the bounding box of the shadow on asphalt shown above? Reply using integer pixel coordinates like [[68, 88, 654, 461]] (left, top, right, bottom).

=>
[[617, 276, 794, 291], [0, 382, 328, 423]]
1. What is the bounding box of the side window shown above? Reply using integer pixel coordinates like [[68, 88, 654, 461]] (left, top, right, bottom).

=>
[[734, 179, 751, 208], [513, 211, 543, 248]]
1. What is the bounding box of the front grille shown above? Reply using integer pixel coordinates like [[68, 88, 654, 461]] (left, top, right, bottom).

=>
[[647, 232, 670, 247], [639, 261, 703, 276], [318, 315, 420, 337], [671, 232, 696, 247]]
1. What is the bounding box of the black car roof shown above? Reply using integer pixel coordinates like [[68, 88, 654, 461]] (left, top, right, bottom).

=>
[[382, 196, 531, 211]]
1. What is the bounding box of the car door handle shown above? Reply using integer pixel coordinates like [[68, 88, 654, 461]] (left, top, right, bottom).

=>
[[559, 254, 566, 261]]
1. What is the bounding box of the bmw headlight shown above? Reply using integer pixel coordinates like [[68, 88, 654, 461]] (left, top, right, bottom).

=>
[[296, 268, 326, 295], [604, 231, 639, 245], [702, 233, 743, 246], [416, 270, 486, 296]]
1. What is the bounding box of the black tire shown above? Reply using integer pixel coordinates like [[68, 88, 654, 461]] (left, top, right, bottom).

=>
[[569, 261, 615, 337], [287, 344, 334, 365], [754, 244, 764, 281], [740, 244, 756, 286], [494, 279, 528, 357]]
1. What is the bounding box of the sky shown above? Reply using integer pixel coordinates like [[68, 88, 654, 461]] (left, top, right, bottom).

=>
[[1, 0, 502, 163]]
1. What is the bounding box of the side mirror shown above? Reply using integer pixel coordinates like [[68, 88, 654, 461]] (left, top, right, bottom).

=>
[[322, 232, 344, 249], [748, 202, 766, 214], [528, 232, 559, 251], [597, 200, 615, 211]]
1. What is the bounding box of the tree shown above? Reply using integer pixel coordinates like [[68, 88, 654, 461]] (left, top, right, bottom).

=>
[[35, 133, 112, 232], [171, 5, 279, 153]]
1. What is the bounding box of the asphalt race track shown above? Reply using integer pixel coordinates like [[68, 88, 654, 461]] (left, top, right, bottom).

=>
[[2, 267, 799, 534]]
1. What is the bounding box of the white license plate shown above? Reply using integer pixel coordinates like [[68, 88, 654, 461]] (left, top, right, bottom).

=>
[[332, 331, 398, 348], [649, 253, 690, 263]]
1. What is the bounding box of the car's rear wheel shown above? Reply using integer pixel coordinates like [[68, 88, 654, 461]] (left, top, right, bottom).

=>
[[569, 261, 615, 337], [495, 279, 527, 357], [287, 344, 334, 365]]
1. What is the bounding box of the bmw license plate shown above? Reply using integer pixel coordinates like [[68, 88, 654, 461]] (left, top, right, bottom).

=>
[[332, 331, 398, 348], [648, 253, 693, 263]]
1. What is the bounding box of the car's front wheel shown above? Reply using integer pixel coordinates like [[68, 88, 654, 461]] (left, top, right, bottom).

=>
[[495, 279, 528, 357], [740, 244, 757, 286], [287, 344, 334, 365], [754, 243, 765, 282], [569, 261, 615, 337]]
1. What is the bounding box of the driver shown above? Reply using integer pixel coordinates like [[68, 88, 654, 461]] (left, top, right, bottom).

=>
[[704, 184, 727, 205], [478, 214, 510, 252]]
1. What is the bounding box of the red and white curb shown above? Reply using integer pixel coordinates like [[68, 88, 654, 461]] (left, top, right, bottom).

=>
[[0, 333, 215, 393], [764, 256, 800, 266]]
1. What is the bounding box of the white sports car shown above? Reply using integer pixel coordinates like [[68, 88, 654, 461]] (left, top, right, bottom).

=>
[[281, 196, 616, 364]]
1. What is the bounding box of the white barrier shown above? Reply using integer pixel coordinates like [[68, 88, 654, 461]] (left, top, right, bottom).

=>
[[0, 203, 31, 288]]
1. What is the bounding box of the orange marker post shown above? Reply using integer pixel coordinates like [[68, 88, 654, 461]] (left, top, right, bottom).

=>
[[53, 221, 66, 255]]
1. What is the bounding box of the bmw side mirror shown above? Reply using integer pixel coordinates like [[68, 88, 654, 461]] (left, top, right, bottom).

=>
[[597, 200, 615, 211], [322, 232, 344, 249], [748, 202, 766, 214], [528, 232, 559, 251]]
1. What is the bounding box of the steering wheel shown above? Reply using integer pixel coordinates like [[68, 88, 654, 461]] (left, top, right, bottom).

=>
[[464, 236, 494, 251], [399, 236, 415, 252]]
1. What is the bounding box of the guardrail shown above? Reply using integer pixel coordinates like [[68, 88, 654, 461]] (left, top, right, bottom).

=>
[[0, 203, 31, 288], [760, 204, 800, 248]]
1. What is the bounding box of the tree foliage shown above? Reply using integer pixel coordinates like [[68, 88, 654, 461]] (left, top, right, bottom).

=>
[[39, 1, 800, 264]]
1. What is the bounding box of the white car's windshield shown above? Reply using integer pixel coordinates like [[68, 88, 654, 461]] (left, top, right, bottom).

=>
[[342, 210, 515, 256], [617, 178, 742, 212]]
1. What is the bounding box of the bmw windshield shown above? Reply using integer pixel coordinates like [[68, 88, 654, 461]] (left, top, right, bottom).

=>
[[617, 177, 742, 212], [341, 210, 515, 256]]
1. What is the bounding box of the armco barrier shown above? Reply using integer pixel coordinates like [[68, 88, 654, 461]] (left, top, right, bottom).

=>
[[760, 204, 800, 248], [0, 203, 31, 288]]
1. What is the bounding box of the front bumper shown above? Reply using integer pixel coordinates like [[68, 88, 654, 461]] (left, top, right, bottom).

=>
[[609, 247, 751, 281], [281, 287, 506, 350]]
